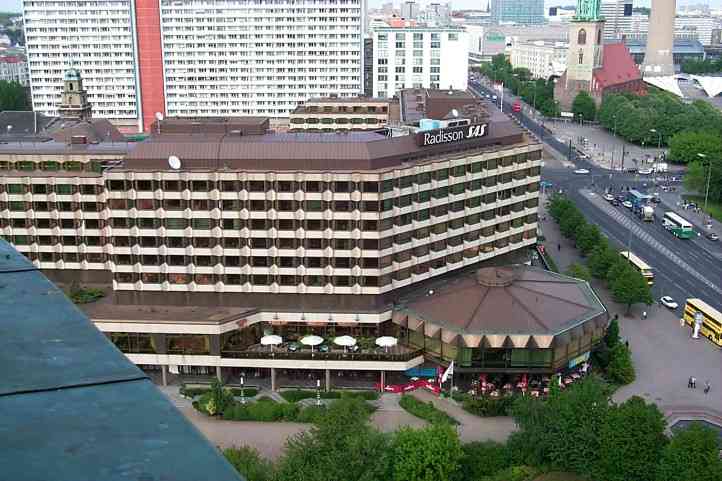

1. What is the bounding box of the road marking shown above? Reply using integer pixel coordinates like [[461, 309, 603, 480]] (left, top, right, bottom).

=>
[[580, 189, 721, 293]]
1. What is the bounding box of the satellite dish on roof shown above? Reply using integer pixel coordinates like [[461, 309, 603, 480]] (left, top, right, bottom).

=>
[[155, 112, 164, 121], [451, 109, 459, 118], [168, 155, 181, 170]]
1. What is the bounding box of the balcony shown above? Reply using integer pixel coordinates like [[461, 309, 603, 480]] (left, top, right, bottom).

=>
[[222, 343, 422, 363]]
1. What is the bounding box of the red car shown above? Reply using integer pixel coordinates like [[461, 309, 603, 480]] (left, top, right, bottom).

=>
[[512, 101, 521, 113]]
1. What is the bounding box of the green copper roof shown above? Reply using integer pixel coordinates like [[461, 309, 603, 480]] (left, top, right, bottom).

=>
[[574, 0, 602, 21]]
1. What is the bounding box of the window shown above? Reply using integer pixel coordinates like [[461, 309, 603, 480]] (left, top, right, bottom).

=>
[[577, 28, 586, 45], [449, 33, 458, 41]]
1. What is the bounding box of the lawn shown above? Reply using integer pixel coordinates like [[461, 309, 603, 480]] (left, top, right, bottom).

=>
[[682, 195, 722, 223]]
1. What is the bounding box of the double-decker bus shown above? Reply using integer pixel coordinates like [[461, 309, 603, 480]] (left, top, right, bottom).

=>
[[619, 251, 654, 285], [682, 298, 722, 347], [663, 212, 694, 239]]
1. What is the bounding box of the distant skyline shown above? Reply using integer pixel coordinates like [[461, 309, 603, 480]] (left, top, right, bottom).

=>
[[2, 0, 721, 14]]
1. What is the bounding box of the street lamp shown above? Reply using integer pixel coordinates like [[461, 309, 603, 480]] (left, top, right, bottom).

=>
[[698, 153, 713, 220], [649, 129, 662, 150], [240, 374, 246, 404]]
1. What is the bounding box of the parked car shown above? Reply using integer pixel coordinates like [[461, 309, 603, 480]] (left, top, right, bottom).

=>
[[622, 200, 633, 209], [638, 168, 653, 175], [706, 232, 719, 241], [611, 199, 620, 206], [660, 296, 678, 309], [603, 193, 615, 202], [573, 168, 590, 175]]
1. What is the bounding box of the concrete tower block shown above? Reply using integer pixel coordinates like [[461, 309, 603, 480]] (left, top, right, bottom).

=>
[[641, 0, 676, 77]]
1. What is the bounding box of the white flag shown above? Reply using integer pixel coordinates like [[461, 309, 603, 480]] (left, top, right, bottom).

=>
[[441, 361, 454, 383]]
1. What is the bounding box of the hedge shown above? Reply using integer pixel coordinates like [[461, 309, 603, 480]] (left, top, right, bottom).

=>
[[279, 389, 380, 403], [181, 386, 258, 399], [454, 392, 519, 417], [398, 394, 459, 425]]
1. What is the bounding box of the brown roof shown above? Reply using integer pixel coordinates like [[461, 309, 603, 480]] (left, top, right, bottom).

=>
[[398, 266, 607, 337], [124, 113, 526, 172], [149, 117, 270, 136]]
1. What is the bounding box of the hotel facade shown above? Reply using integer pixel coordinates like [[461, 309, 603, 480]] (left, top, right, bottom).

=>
[[0, 97, 609, 389]]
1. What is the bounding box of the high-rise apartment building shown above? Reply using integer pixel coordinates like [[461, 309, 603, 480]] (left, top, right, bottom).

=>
[[600, 0, 633, 41], [372, 25, 468, 98], [23, 0, 365, 132], [490, 0, 545, 25], [401, 1, 420, 19]]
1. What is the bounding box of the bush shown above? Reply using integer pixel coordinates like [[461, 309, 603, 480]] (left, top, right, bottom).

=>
[[180, 386, 210, 398], [230, 387, 258, 398], [223, 446, 275, 481], [456, 441, 512, 480], [480, 465, 538, 481], [399, 394, 459, 424], [461, 394, 518, 417], [279, 389, 379, 403], [69, 286, 105, 304], [606, 343, 635, 385]]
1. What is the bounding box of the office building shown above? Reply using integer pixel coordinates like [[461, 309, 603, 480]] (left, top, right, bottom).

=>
[[0, 87, 556, 386], [289, 97, 398, 131], [401, 1, 420, 19], [372, 25, 468, 98], [626, 39, 705, 71], [490, 0, 545, 25], [600, 0, 633, 41], [510, 40, 569, 79], [23, 0, 365, 132], [0, 55, 29, 86]]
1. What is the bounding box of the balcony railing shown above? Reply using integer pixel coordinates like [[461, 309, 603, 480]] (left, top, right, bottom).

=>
[[220, 348, 424, 363]]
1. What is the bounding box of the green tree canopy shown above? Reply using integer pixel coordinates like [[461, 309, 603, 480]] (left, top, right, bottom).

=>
[[565, 262, 592, 281], [0, 80, 29, 111], [604, 317, 620, 350], [606, 343, 636, 385], [455, 441, 511, 480], [608, 261, 653, 313], [684, 156, 722, 205], [575, 223, 602, 255], [572, 91, 597, 121], [595, 397, 668, 481], [668, 131, 722, 165], [588, 240, 618, 279], [390, 423, 462, 481], [656, 423, 722, 481]]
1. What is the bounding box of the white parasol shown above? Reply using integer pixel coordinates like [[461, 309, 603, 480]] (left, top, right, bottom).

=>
[[260, 335, 283, 353], [300, 335, 324, 353], [375, 336, 398, 353], [333, 335, 357, 352]]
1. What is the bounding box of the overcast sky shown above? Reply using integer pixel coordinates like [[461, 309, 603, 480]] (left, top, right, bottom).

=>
[[1, 0, 720, 15]]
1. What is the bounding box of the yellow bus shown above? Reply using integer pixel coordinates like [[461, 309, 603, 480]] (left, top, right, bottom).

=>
[[619, 251, 654, 286], [683, 298, 722, 347]]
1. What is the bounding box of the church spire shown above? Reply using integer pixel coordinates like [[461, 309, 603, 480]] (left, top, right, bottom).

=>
[[574, 0, 602, 22]]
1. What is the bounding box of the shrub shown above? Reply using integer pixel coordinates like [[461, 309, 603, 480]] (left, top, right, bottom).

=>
[[223, 446, 275, 481], [399, 394, 458, 425], [480, 465, 538, 481], [280, 389, 379, 403], [606, 343, 635, 385], [461, 394, 518, 417], [457, 441, 512, 480], [69, 286, 105, 304], [180, 386, 210, 398], [231, 387, 258, 398]]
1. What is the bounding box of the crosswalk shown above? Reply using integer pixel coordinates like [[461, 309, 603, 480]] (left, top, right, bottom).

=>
[[581, 189, 720, 293]]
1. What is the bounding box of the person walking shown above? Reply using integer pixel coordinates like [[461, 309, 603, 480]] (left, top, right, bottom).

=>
[[642, 311, 647, 320], [704, 380, 711, 394], [691, 376, 697, 389], [557, 243, 561, 251], [688, 376, 693, 388]]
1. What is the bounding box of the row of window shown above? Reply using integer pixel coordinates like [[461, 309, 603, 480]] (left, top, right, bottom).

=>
[[0, 160, 104, 172]]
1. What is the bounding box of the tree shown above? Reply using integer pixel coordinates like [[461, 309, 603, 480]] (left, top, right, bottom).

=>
[[606, 343, 635, 385], [572, 91, 596, 121], [223, 446, 275, 481], [390, 423, 462, 481], [608, 262, 653, 313], [668, 131, 722, 165], [207, 378, 233, 416], [684, 157, 722, 206], [508, 377, 610, 476], [604, 318, 620, 350], [275, 398, 391, 481], [0, 80, 29, 111], [575, 223, 602, 255], [565, 262, 592, 281], [559, 210, 586, 239], [656, 422, 722, 481], [587, 240, 617, 279], [455, 441, 511, 481], [595, 397, 668, 481]]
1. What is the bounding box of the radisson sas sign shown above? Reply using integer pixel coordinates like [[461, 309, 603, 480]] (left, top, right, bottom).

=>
[[416, 123, 489, 147]]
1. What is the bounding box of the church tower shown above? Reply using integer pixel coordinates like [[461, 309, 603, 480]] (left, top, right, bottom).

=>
[[57, 66, 92, 121], [562, 0, 605, 92]]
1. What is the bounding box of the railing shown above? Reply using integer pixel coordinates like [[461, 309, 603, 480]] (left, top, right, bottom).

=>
[[220, 348, 424, 363]]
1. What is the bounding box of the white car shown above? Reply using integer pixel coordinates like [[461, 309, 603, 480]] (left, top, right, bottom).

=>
[[603, 193, 615, 202], [638, 168, 653, 175], [573, 169, 590, 175], [660, 296, 678, 309], [622, 200, 633, 209]]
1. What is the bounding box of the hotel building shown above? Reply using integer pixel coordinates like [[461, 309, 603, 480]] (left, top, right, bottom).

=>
[[289, 97, 398, 132], [22, 0, 365, 132], [0, 87, 609, 389]]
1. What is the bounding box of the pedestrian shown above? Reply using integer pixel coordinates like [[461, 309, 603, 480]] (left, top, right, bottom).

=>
[[688, 376, 693, 388], [704, 381, 711, 394], [625, 340, 629, 349], [680, 317, 685, 328], [642, 311, 647, 320], [692, 376, 697, 389], [557, 243, 561, 251]]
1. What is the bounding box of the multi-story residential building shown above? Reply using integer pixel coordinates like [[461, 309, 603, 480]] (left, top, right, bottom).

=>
[[372, 24, 468, 98], [289, 97, 399, 131], [0, 89, 586, 388], [489, 0, 545, 25], [22, 0, 365, 132], [0, 55, 29, 86], [401, 1, 420, 19], [510, 40, 569, 79], [600, 0, 633, 41]]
